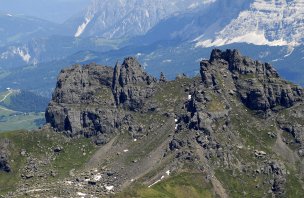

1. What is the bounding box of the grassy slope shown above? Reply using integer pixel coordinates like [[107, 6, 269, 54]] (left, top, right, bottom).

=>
[[0, 90, 45, 132], [0, 130, 96, 195], [116, 172, 214, 198]]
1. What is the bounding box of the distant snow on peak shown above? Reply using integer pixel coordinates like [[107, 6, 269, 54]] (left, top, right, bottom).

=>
[[196, 0, 304, 47], [74, 16, 93, 37], [1, 46, 31, 63], [73, 0, 217, 39]]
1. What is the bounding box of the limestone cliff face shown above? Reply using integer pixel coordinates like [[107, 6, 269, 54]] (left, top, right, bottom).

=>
[[45, 58, 156, 139]]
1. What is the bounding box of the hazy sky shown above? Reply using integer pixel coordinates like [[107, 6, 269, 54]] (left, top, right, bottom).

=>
[[0, 0, 90, 23]]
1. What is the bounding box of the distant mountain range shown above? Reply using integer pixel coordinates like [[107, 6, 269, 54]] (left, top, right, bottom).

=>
[[195, 0, 304, 48], [0, 0, 304, 96], [0, 13, 59, 47]]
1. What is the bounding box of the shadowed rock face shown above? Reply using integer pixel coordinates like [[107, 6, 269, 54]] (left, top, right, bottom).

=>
[[0, 139, 11, 173], [112, 57, 157, 111], [45, 63, 117, 138], [45, 57, 156, 138], [201, 49, 303, 113]]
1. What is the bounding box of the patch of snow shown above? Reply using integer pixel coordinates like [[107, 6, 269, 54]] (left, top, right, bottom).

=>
[[166, 170, 170, 176], [77, 192, 87, 197], [148, 179, 162, 188], [65, 181, 73, 185], [26, 189, 48, 193], [75, 17, 92, 37], [175, 119, 178, 123], [145, 10, 150, 18], [188, 95, 192, 100], [105, 185, 114, 191], [123, 149, 129, 153], [197, 31, 290, 47], [196, 0, 304, 47], [133, 139, 137, 142], [94, 174, 102, 181], [10, 47, 31, 63], [175, 124, 178, 130]]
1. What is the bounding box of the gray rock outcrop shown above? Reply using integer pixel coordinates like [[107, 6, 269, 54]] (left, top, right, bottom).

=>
[[0, 139, 11, 172], [112, 57, 157, 111], [46, 57, 156, 138], [201, 49, 303, 113], [46, 63, 119, 138]]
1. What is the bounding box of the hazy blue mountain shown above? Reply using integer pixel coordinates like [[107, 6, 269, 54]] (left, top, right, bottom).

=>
[[0, 35, 126, 69], [0, 13, 58, 46], [0, 0, 88, 23]]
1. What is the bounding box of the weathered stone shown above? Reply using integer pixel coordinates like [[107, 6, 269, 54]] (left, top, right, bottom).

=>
[[0, 139, 11, 173], [201, 49, 303, 113], [112, 57, 157, 111]]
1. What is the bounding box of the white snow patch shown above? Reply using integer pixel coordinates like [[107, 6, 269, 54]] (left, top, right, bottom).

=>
[[196, 31, 291, 48], [166, 170, 170, 176], [145, 10, 150, 18], [11, 47, 31, 63], [188, 95, 192, 100], [26, 189, 49, 193], [65, 181, 73, 185], [133, 139, 137, 142], [75, 17, 92, 37], [94, 174, 102, 181], [175, 119, 178, 123], [175, 124, 178, 130], [148, 179, 161, 188], [148, 172, 170, 188], [105, 185, 114, 191], [123, 149, 129, 153], [77, 192, 87, 197]]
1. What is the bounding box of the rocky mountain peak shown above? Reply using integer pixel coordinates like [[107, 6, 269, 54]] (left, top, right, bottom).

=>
[[201, 49, 303, 114], [114, 57, 155, 87], [113, 57, 157, 110], [46, 57, 157, 139]]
